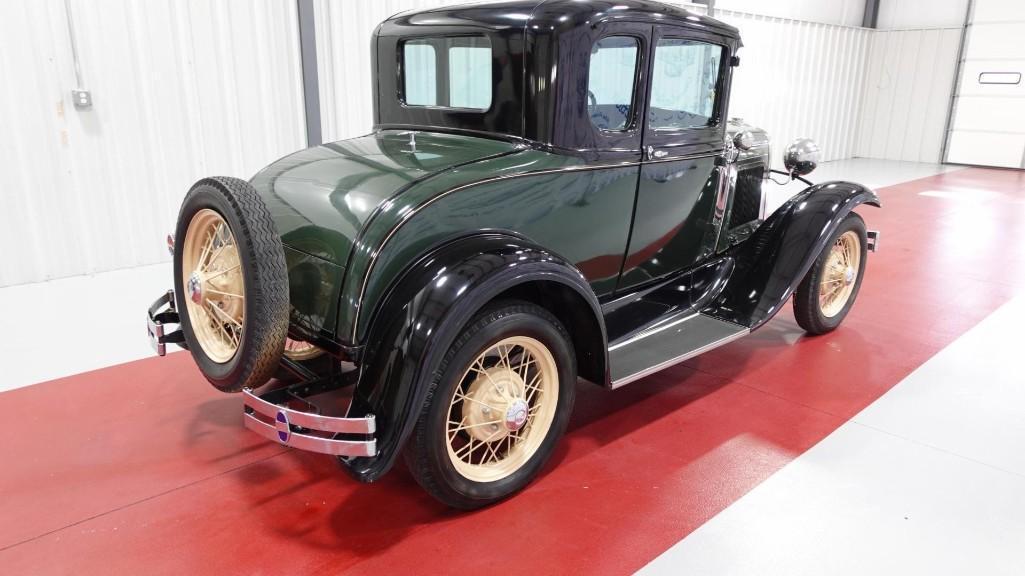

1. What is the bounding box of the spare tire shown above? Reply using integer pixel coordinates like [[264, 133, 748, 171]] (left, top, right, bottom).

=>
[[173, 177, 289, 392]]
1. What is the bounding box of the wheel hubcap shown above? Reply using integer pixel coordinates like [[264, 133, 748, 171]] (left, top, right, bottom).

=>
[[819, 231, 862, 318], [187, 271, 204, 304], [505, 398, 529, 431], [446, 336, 559, 483]]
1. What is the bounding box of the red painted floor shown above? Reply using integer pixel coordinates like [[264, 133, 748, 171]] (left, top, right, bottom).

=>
[[1, 168, 1022, 575]]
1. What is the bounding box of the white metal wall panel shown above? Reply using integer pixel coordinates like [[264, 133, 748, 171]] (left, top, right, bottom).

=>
[[947, 0, 1025, 168], [716, 0, 867, 27], [877, 0, 969, 30], [315, 0, 468, 144], [0, 0, 306, 287], [973, 0, 1025, 20], [855, 27, 962, 163], [713, 9, 872, 166]]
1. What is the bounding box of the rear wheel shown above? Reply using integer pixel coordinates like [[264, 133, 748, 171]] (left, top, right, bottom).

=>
[[793, 212, 868, 335], [275, 338, 336, 382], [174, 177, 289, 392], [405, 301, 576, 509]]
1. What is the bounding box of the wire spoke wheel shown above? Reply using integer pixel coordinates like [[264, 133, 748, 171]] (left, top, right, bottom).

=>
[[818, 230, 861, 318], [181, 209, 246, 363], [174, 177, 289, 392], [445, 335, 559, 483]]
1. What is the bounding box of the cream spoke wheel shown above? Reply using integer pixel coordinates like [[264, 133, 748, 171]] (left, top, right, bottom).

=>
[[204, 264, 241, 282], [182, 209, 246, 363], [405, 303, 575, 508], [445, 335, 560, 483], [174, 177, 289, 393], [206, 289, 243, 299], [818, 230, 862, 318], [453, 389, 499, 412], [793, 214, 868, 336]]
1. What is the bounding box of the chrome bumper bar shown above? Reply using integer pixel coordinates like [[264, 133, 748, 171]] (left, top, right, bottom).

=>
[[147, 289, 186, 356], [149, 288, 375, 457], [243, 388, 377, 457]]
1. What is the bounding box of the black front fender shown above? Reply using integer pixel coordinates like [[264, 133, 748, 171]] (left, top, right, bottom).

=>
[[341, 233, 606, 482], [706, 180, 880, 329]]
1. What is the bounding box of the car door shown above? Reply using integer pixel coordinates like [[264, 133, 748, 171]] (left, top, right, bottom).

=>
[[616, 26, 731, 293], [558, 21, 649, 297]]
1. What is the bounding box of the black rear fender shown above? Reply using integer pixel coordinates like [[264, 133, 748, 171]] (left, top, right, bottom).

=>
[[342, 233, 607, 482]]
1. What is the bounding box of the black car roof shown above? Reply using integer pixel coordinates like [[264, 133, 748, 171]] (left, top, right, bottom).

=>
[[386, 0, 740, 39]]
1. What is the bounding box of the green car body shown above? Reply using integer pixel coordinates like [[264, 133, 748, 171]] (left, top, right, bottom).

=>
[[251, 131, 639, 345]]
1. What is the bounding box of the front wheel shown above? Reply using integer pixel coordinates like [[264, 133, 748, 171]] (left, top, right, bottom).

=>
[[405, 301, 576, 509], [792, 212, 868, 335]]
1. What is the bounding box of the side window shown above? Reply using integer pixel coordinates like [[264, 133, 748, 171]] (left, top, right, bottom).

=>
[[649, 39, 724, 130], [404, 41, 438, 106], [587, 36, 640, 131]]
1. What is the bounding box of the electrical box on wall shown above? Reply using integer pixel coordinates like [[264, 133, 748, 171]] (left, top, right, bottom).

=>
[[72, 89, 92, 109]]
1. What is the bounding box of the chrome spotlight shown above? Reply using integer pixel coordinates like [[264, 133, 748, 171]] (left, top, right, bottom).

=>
[[783, 138, 820, 176]]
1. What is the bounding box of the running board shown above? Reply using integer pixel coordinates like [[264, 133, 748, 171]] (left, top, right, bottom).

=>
[[609, 313, 748, 389]]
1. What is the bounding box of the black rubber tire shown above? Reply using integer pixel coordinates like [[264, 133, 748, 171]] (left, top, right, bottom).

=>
[[793, 212, 868, 335], [173, 177, 289, 392], [404, 301, 577, 509]]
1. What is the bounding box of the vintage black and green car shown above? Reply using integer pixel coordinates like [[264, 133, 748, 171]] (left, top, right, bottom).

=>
[[147, 0, 879, 508]]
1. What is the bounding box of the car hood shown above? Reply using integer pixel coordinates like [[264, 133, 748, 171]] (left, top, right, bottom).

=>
[[250, 130, 517, 267]]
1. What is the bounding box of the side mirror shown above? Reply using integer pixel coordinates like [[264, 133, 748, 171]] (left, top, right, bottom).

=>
[[733, 131, 755, 151], [783, 138, 820, 176]]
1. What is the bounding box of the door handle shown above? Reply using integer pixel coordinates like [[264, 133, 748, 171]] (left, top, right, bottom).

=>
[[646, 146, 668, 160]]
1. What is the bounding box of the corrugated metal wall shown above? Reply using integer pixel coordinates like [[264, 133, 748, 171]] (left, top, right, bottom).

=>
[[855, 27, 962, 163], [314, 0, 467, 143], [2, 1, 957, 287], [0, 0, 306, 287], [713, 8, 872, 165]]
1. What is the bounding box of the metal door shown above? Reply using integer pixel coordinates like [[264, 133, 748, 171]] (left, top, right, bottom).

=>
[[946, 0, 1025, 168], [617, 26, 733, 293]]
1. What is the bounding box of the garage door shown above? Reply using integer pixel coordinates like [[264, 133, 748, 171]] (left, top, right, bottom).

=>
[[946, 0, 1025, 168]]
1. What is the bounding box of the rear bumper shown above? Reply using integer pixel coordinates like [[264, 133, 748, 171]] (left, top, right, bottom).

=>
[[243, 386, 377, 457], [148, 289, 376, 458]]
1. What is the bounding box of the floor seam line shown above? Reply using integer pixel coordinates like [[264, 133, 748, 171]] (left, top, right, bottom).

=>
[[0, 447, 290, 553], [849, 419, 1025, 480], [719, 374, 849, 421]]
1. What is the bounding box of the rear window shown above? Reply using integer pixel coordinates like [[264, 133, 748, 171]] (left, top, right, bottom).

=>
[[402, 36, 493, 111]]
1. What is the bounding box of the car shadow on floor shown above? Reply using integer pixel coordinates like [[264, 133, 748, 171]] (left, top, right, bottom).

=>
[[201, 316, 805, 556]]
